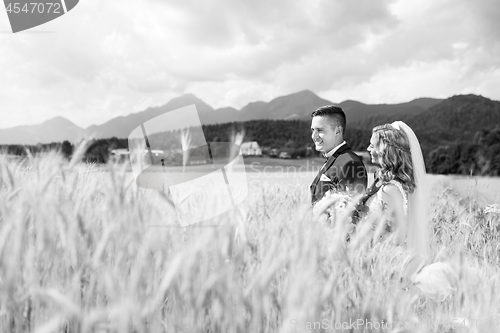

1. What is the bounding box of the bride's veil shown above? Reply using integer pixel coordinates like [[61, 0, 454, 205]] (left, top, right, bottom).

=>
[[391, 121, 430, 261]]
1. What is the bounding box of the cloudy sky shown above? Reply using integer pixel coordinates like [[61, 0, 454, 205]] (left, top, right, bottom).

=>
[[1, 0, 499, 129]]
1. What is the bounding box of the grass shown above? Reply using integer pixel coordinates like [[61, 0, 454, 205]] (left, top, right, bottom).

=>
[[0, 152, 499, 332]]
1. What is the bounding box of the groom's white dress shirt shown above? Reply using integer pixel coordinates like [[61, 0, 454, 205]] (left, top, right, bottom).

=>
[[322, 141, 346, 167]]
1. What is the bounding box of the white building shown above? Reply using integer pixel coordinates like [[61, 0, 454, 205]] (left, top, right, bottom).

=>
[[240, 141, 262, 156], [111, 148, 164, 157]]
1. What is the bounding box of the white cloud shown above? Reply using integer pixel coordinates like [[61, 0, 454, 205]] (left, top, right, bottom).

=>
[[321, 60, 500, 104], [0, 0, 499, 128]]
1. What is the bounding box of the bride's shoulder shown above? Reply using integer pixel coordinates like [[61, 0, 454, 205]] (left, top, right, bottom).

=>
[[380, 181, 406, 201]]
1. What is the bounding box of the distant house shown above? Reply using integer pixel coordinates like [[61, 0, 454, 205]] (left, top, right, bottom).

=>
[[240, 141, 262, 156], [110, 148, 165, 163], [110, 148, 130, 157], [111, 148, 212, 166], [111, 148, 164, 157]]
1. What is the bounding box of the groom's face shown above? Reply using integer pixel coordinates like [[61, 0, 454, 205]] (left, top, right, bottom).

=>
[[311, 116, 342, 153]]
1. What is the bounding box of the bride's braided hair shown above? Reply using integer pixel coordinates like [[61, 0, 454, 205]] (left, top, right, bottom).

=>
[[372, 124, 415, 193]]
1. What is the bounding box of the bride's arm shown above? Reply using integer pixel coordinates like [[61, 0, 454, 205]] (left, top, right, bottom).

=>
[[378, 184, 407, 245]]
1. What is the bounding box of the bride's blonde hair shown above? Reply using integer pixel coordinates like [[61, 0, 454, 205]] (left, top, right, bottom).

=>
[[372, 124, 415, 193]]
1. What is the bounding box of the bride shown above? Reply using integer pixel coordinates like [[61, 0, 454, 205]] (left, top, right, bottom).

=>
[[315, 121, 456, 302], [362, 121, 429, 260]]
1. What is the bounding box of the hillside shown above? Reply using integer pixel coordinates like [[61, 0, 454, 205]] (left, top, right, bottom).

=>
[[84, 94, 216, 139], [0, 116, 83, 145], [346, 98, 442, 129], [407, 95, 500, 146], [239, 90, 334, 121], [1, 92, 496, 149]]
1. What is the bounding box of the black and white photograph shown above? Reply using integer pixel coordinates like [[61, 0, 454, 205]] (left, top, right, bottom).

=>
[[1, 0, 500, 332]]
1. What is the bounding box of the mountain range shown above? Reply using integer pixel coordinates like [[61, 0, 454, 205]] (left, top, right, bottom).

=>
[[0, 90, 498, 145]]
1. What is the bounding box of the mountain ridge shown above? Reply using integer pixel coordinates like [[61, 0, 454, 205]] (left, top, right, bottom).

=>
[[2, 91, 496, 145]]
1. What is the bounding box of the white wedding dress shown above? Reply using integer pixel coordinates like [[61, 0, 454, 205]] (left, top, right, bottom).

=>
[[364, 179, 456, 302], [359, 119, 462, 303], [365, 179, 407, 234]]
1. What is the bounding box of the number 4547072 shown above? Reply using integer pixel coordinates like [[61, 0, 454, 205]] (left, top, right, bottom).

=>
[[6, 3, 62, 14]]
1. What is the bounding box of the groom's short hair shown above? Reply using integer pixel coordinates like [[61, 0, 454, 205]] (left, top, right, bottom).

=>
[[311, 105, 346, 135]]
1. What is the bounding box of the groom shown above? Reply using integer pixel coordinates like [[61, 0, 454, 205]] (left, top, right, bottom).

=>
[[310, 105, 367, 204]]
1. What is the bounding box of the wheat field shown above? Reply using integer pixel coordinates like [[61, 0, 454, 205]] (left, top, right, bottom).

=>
[[0, 151, 499, 333]]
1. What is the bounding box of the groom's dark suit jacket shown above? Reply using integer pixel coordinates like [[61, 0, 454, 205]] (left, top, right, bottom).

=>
[[310, 143, 367, 204]]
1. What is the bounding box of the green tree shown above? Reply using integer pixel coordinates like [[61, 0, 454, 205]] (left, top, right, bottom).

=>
[[61, 140, 73, 159]]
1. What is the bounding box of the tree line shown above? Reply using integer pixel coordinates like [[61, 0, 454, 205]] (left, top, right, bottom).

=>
[[1, 121, 499, 176], [426, 126, 500, 176]]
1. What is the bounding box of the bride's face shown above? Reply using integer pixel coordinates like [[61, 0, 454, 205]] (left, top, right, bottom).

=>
[[367, 133, 382, 165]]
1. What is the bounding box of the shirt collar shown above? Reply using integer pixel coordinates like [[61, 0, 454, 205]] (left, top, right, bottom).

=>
[[324, 141, 346, 159]]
